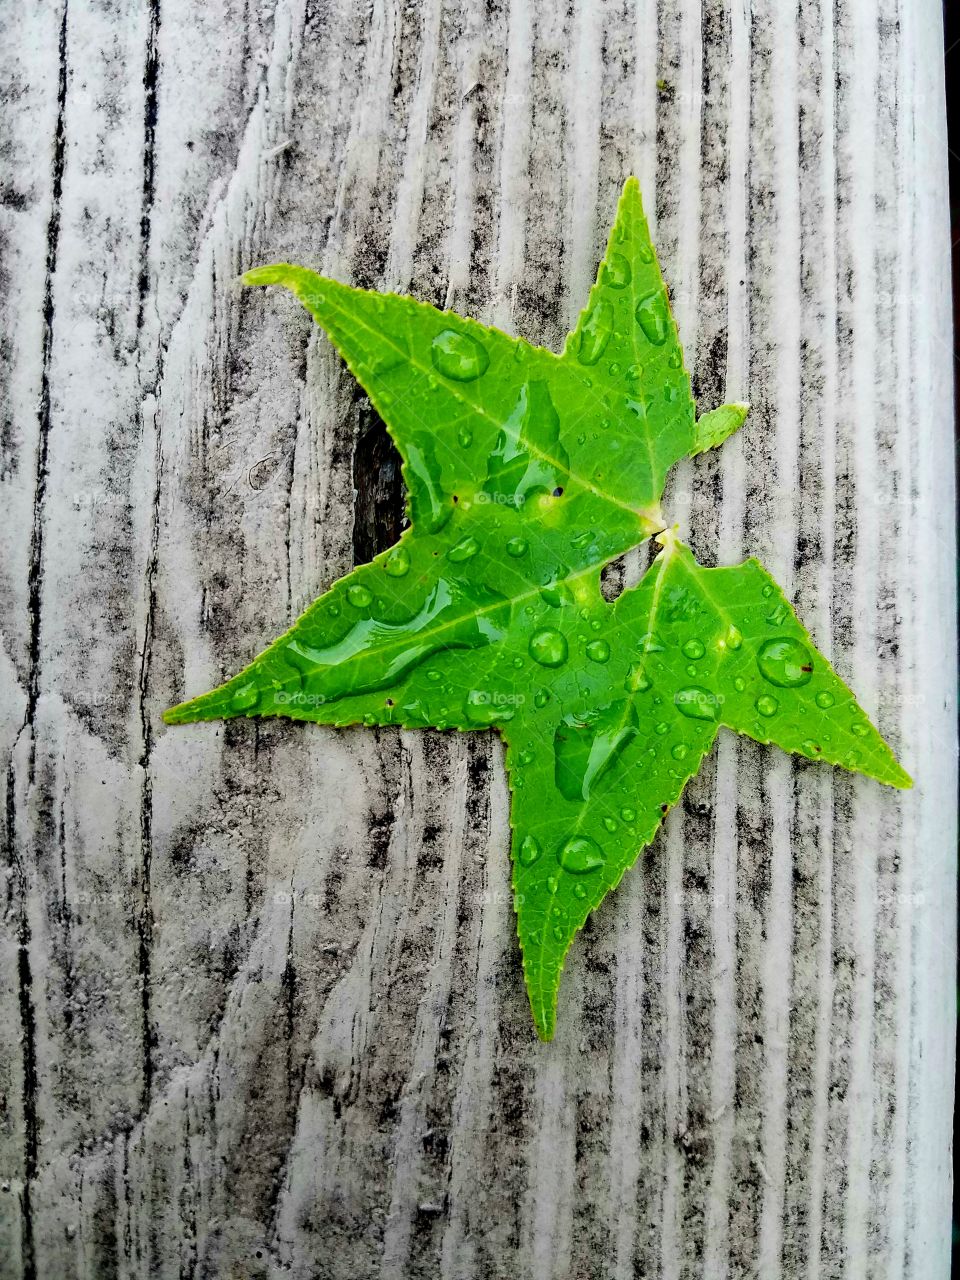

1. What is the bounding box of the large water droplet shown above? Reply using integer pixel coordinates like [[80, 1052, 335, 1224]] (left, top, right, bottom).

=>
[[675, 686, 719, 722], [586, 639, 610, 664], [557, 836, 604, 874], [625, 664, 651, 692], [755, 694, 779, 717], [620, 807, 636, 822], [406, 436, 453, 533], [681, 638, 705, 660], [639, 632, 665, 653], [756, 637, 813, 687], [230, 682, 260, 713], [519, 835, 541, 867], [554, 701, 639, 801], [671, 743, 688, 760], [506, 537, 528, 558], [534, 689, 550, 708], [485, 380, 569, 502], [577, 300, 614, 365], [602, 816, 617, 832], [385, 546, 410, 577], [347, 584, 373, 608], [815, 690, 835, 709], [464, 689, 516, 725], [447, 535, 480, 563], [529, 628, 568, 668], [635, 291, 669, 345], [725, 625, 743, 651], [431, 327, 489, 381], [603, 252, 632, 289]]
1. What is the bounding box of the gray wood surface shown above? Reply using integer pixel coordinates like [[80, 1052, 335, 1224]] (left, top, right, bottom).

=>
[[0, 1, 955, 1277]]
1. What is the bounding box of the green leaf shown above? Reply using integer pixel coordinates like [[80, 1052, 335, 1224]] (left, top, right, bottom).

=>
[[165, 177, 911, 1041]]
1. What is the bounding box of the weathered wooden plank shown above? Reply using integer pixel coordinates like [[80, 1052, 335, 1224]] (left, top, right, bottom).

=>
[[0, 0, 954, 1277]]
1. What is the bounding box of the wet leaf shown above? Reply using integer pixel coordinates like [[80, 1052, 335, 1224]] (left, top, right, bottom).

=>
[[165, 178, 910, 1041]]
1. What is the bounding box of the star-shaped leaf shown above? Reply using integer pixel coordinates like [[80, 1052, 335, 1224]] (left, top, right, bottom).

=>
[[165, 178, 910, 1041]]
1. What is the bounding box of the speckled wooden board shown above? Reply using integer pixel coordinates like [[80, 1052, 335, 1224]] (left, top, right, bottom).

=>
[[0, 1, 954, 1277]]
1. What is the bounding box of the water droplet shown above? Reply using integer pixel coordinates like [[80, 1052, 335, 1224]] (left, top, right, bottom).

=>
[[756, 637, 813, 688], [385, 546, 410, 577], [604, 252, 632, 288], [431, 327, 489, 381], [540, 580, 574, 608], [725, 625, 743, 650], [851, 722, 868, 737], [635, 291, 669, 345], [675, 686, 719, 722], [529, 628, 568, 668], [815, 690, 835, 709], [639, 632, 664, 653], [464, 689, 515, 725], [557, 836, 604, 874], [554, 700, 639, 800], [620, 806, 636, 822], [447, 535, 480, 562], [485, 380, 569, 503], [577, 300, 613, 365], [755, 694, 779, 717], [602, 816, 617, 832], [574, 884, 587, 899], [761, 584, 773, 598], [667, 350, 682, 369], [625, 363, 643, 382], [506, 537, 528, 557], [457, 425, 473, 448], [672, 743, 688, 760], [518, 749, 534, 765], [625, 664, 651, 692], [347, 584, 373, 608], [519, 835, 541, 867], [590, 619, 602, 632], [546, 876, 558, 893], [586, 639, 610, 664], [845, 750, 860, 768], [686, 664, 697, 677], [553, 925, 565, 942], [230, 683, 259, 712], [407, 436, 452, 533], [512, 656, 523, 668], [637, 243, 654, 264], [681, 638, 705, 660], [733, 676, 746, 692], [534, 689, 550, 708], [655, 721, 669, 735], [801, 740, 821, 757], [766, 603, 789, 626]]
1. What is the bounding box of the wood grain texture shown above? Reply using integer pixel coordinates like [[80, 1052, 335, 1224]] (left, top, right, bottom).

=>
[[0, 1, 954, 1277]]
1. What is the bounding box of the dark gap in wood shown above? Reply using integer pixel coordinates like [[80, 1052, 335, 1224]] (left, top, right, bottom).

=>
[[352, 399, 405, 564]]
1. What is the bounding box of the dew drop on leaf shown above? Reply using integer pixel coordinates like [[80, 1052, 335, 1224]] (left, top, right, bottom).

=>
[[851, 722, 869, 737], [447, 535, 480, 562], [733, 676, 746, 692], [519, 835, 541, 867], [639, 631, 665, 653], [635, 291, 669, 345], [506, 537, 528, 557], [671, 743, 688, 760], [586, 639, 610, 663], [230, 683, 259, 712], [603, 816, 617, 832], [385, 546, 410, 577], [546, 876, 558, 893], [529, 628, 568, 668], [801, 740, 821, 757], [756, 637, 813, 687], [681, 638, 705, 660], [430, 328, 489, 381], [534, 689, 550, 708], [725, 625, 743, 650], [553, 925, 565, 941], [815, 690, 835, 708], [756, 694, 779, 717], [347, 584, 373, 608], [557, 836, 604, 874], [603, 252, 632, 289], [577, 300, 613, 365], [625, 664, 651, 692], [620, 807, 636, 822], [674, 686, 719, 722], [574, 884, 587, 899]]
